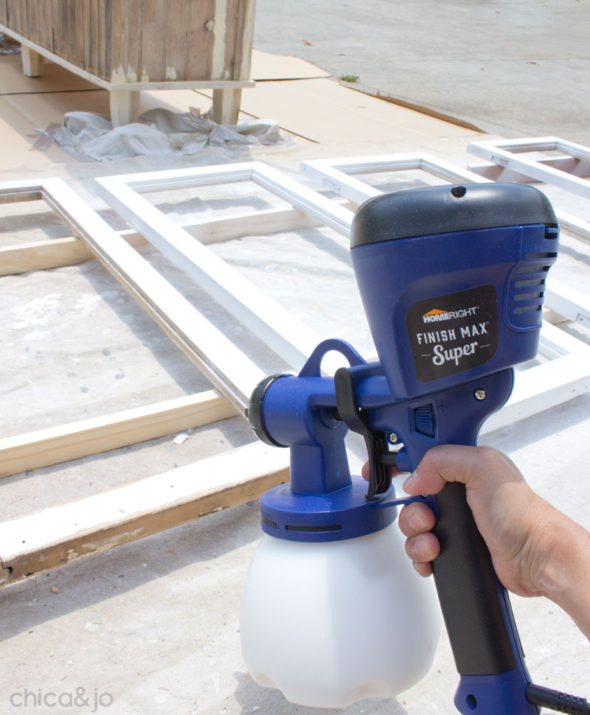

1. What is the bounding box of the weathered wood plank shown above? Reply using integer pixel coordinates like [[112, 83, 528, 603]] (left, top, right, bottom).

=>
[[1, 0, 253, 84], [140, 0, 165, 82], [187, 0, 216, 80], [0, 442, 289, 584], [0, 390, 237, 478], [0, 237, 91, 274], [162, 0, 189, 81]]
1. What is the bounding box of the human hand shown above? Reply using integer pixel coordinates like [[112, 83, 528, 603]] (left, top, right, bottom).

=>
[[397, 445, 554, 598], [364, 445, 562, 598], [364, 444, 590, 639]]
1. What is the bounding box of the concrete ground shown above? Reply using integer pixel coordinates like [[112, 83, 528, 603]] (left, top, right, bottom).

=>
[[254, 0, 590, 144], [0, 23, 589, 715]]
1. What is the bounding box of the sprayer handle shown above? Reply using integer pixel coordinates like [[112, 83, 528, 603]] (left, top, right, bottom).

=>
[[433, 482, 516, 673], [429, 457, 538, 714], [383, 368, 537, 712]]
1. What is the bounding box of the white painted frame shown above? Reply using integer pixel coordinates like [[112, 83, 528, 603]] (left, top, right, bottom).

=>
[[96, 162, 355, 373], [299, 153, 590, 415], [468, 137, 590, 201], [0, 180, 247, 473], [98, 155, 590, 427], [302, 152, 590, 244], [0, 201, 318, 277], [2, 170, 589, 582], [0, 177, 268, 411], [483, 321, 590, 433], [300, 152, 590, 325], [301, 152, 488, 206], [0, 177, 291, 582]]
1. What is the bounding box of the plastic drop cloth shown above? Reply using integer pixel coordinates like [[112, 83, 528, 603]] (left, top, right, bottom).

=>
[[0, 32, 21, 54], [52, 108, 287, 161]]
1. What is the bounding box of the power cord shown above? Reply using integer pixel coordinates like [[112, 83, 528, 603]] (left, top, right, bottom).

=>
[[527, 683, 590, 714]]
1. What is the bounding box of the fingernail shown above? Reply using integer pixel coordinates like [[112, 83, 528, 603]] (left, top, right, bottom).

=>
[[403, 472, 418, 492], [408, 508, 430, 532]]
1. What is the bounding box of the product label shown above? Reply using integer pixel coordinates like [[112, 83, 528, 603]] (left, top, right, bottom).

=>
[[406, 285, 498, 382]]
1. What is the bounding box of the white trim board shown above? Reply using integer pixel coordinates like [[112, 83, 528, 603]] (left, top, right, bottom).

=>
[[96, 162, 354, 375], [299, 153, 590, 326], [47, 164, 590, 426], [100, 156, 589, 425], [468, 137, 590, 201]]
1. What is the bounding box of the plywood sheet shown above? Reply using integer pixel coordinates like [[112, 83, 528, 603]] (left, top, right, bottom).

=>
[[2, 88, 109, 127], [0, 54, 98, 94], [250, 50, 330, 80], [238, 78, 481, 145], [0, 96, 63, 171]]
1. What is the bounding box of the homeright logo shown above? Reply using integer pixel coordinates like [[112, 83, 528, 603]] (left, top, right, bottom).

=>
[[422, 306, 479, 324]]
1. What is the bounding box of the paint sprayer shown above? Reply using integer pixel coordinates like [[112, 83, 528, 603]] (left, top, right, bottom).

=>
[[240, 183, 589, 713]]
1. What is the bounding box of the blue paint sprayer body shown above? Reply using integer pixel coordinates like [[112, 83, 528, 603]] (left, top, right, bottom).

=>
[[248, 184, 589, 713]]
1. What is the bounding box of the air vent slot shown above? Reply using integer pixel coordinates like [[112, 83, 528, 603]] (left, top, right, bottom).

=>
[[544, 226, 559, 240], [514, 279, 545, 288], [526, 251, 558, 260], [513, 305, 542, 315], [516, 264, 550, 274], [508, 230, 557, 328], [285, 523, 342, 532], [514, 291, 543, 302]]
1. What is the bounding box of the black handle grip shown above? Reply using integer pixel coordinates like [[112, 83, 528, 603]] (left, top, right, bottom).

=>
[[432, 482, 516, 675]]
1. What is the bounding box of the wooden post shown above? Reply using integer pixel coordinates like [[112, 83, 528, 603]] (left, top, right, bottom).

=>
[[21, 45, 44, 77], [212, 88, 242, 125], [110, 90, 141, 126]]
